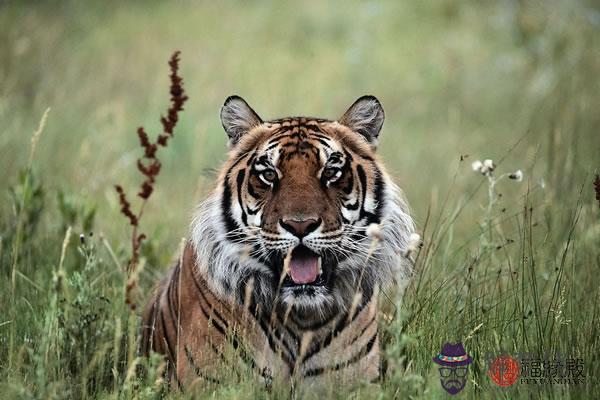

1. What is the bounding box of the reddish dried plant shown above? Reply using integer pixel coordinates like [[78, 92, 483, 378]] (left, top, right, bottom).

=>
[[115, 51, 188, 310], [594, 174, 600, 208]]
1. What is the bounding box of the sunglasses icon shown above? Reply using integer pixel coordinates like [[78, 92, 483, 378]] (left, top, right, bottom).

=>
[[439, 367, 468, 378]]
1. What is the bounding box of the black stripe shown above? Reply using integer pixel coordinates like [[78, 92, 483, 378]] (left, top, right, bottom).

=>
[[255, 316, 295, 371], [341, 153, 354, 194], [160, 310, 176, 360], [247, 180, 261, 199], [236, 270, 261, 310], [262, 315, 297, 361], [190, 268, 232, 312], [148, 295, 160, 355], [265, 141, 279, 151], [245, 151, 257, 166], [303, 331, 378, 377], [236, 169, 248, 225], [184, 346, 221, 384], [246, 204, 261, 215], [275, 313, 301, 346], [310, 132, 332, 141], [193, 271, 276, 376], [356, 165, 368, 220], [221, 177, 241, 240], [350, 316, 376, 346], [301, 291, 374, 363], [313, 137, 332, 148], [166, 269, 180, 337], [301, 315, 349, 363], [191, 276, 230, 336], [344, 198, 360, 211], [206, 340, 253, 381], [372, 165, 385, 219], [328, 151, 343, 162], [198, 298, 227, 335], [191, 276, 263, 375], [208, 342, 230, 366], [267, 132, 294, 144], [228, 331, 260, 372], [351, 148, 374, 162]]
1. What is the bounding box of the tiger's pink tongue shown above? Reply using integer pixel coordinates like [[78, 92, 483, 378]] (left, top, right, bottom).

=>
[[289, 255, 319, 284]]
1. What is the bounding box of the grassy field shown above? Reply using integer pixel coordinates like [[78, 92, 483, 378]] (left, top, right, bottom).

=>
[[1, 1, 599, 398]]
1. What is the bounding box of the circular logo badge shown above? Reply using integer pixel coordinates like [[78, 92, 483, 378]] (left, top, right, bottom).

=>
[[488, 355, 520, 387]]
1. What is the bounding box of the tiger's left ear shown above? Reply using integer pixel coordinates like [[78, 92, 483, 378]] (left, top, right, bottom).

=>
[[338, 95, 385, 147], [220, 95, 263, 146]]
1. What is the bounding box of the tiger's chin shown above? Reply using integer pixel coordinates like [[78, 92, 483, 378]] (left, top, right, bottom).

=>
[[280, 286, 334, 312]]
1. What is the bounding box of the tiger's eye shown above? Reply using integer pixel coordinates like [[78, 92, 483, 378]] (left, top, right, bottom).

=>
[[323, 167, 339, 179], [262, 170, 277, 182]]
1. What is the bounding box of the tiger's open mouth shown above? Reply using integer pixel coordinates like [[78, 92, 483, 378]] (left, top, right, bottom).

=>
[[283, 245, 324, 287]]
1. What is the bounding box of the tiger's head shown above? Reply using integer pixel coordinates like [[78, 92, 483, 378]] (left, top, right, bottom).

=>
[[192, 96, 415, 325]]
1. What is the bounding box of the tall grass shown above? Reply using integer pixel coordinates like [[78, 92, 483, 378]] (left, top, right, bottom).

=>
[[1, 1, 599, 399]]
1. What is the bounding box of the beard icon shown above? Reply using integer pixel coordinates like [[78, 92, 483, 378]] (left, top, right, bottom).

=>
[[439, 366, 468, 395]]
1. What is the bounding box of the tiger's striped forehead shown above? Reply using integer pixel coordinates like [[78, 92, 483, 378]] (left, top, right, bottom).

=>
[[256, 117, 344, 168]]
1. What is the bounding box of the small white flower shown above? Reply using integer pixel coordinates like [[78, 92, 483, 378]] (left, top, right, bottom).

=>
[[471, 160, 483, 172], [404, 233, 422, 257], [366, 223, 383, 240], [509, 169, 523, 182], [483, 159, 495, 171]]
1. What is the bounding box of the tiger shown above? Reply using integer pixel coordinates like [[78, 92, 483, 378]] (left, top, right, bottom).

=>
[[141, 95, 415, 390]]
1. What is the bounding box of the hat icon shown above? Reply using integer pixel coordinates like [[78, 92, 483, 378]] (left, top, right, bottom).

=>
[[433, 342, 473, 367]]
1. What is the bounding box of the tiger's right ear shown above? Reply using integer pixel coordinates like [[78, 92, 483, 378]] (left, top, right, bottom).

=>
[[338, 95, 385, 148], [220, 96, 263, 146]]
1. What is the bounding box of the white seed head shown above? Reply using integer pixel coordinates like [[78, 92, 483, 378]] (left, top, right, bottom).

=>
[[366, 223, 383, 240], [509, 169, 524, 182], [471, 160, 483, 172]]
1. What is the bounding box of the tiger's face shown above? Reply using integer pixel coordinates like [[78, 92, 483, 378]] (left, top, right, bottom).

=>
[[192, 96, 414, 323]]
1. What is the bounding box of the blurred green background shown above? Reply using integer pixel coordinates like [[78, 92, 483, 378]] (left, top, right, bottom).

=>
[[1, 1, 599, 398], [2, 0, 597, 251]]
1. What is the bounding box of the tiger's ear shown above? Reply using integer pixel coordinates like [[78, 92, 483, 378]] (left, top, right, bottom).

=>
[[220, 95, 263, 146], [338, 95, 385, 147]]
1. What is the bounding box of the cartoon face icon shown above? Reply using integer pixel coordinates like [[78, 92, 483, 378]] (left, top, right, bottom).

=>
[[433, 342, 473, 395], [438, 365, 469, 394]]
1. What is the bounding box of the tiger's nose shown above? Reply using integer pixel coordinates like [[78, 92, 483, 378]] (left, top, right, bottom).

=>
[[279, 217, 321, 238]]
